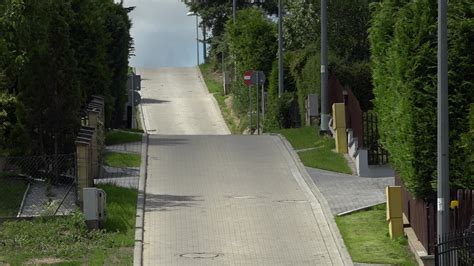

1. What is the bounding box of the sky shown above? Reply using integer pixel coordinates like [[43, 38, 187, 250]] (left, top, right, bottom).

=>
[[123, 0, 203, 69]]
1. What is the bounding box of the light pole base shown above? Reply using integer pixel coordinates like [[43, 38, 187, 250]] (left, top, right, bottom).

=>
[[320, 113, 331, 133]]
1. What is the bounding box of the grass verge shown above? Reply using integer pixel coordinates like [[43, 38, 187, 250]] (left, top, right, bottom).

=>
[[336, 204, 417, 265], [105, 130, 143, 146], [104, 152, 141, 168], [199, 63, 240, 134], [0, 184, 137, 265], [273, 127, 352, 174], [0, 177, 28, 217]]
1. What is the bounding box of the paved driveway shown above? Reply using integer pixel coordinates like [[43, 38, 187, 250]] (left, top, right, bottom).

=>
[[138, 67, 229, 135], [137, 67, 351, 265]]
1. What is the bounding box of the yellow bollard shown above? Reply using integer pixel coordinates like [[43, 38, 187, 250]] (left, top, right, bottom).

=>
[[332, 103, 347, 153], [386, 186, 403, 239]]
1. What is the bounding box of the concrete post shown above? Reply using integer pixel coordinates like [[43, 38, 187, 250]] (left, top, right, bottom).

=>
[[332, 103, 347, 153], [80, 127, 97, 179], [386, 186, 403, 239], [75, 140, 91, 203]]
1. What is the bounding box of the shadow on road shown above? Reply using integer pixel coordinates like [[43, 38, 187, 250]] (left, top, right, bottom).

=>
[[149, 137, 189, 146], [141, 98, 170, 104], [145, 194, 201, 212]]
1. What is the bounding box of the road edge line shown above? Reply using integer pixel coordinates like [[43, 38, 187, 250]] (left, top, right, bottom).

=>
[[133, 133, 149, 266], [275, 133, 353, 266]]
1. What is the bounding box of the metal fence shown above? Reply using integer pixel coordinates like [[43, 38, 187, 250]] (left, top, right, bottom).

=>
[[436, 231, 474, 266], [0, 154, 77, 217], [363, 112, 389, 165], [1, 154, 75, 184]]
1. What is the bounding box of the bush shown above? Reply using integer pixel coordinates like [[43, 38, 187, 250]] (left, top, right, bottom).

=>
[[226, 8, 277, 117], [264, 57, 299, 131], [369, 0, 474, 197]]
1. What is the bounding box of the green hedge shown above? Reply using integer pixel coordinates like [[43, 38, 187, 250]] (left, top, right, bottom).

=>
[[369, 0, 474, 197], [226, 8, 277, 121]]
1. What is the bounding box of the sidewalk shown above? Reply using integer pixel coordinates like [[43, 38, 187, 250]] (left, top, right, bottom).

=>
[[94, 141, 143, 189], [306, 167, 394, 215]]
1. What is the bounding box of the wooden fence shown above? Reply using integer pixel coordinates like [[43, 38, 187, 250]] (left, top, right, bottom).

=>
[[396, 175, 474, 254]]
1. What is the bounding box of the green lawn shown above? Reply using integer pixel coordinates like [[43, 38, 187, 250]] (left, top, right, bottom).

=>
[[0, 184, 137, 265], [336, 204, 417, 265], [200, 64, 240, 134], [273, 127, 352, 174], [105, 130, 143, 146], [0, 177, 28, 217], [104, 152, 141, 168]]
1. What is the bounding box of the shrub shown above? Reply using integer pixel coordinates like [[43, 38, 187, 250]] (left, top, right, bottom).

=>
[[369, 0, 474, 197], [226, 8, 277, 118]]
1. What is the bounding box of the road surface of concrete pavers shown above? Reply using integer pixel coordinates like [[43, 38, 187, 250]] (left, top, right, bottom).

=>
[[144, 135, 351, 265], [306, 167, 394, 215], [138, 68, 230, 135], [137, 67, 352, 265]]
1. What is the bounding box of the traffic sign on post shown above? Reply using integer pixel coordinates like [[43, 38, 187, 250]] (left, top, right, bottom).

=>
[[244, 70, 254, 86], [252, 71, 266, 85]]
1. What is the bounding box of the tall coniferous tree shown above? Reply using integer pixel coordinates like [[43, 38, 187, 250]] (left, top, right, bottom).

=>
[[16, 0, 80, 155]]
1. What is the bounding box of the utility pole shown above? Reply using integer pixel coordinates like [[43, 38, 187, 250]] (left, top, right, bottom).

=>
[[203, 23, 207, 63], [437, 0, 449, 258], [233, 0, 236, 23], [195, 15, 200, 65], [278, 0, 284, 97], [319, 0, 329, 132], [131, 68, 135, 129]]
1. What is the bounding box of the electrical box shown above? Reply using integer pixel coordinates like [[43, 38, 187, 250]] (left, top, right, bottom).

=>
[[83, 187, 107, 229]]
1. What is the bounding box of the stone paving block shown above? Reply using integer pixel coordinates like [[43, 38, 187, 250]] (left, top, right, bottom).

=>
[[143, 135, 349, 265]]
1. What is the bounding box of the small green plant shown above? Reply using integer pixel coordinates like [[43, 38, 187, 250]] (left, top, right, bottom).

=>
[[104, 152, 141, 168], [335, 204, 417, 265], [0, 185, 137, 265], [105, 130, 142, 146], [0, 177, 28, 217], [272, 127, 352, 174], [200, 64, 239, 134]]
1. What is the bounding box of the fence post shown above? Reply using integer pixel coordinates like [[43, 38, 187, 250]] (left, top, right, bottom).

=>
[[75, 140, 91, 204], [332, 103, 347, 153], [386, 186, 404, 239]]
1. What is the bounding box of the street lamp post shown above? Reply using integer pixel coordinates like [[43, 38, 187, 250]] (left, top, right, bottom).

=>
[[233, 0, 236, 23], [187, 11, 200, 66], [278, 0, 284, 98], [437, 0, 449, 259], [320, 0, 329, 132]]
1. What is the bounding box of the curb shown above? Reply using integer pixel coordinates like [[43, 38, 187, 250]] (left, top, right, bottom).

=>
[[275, 134, 354, 266], [133, 132, 149, 266]]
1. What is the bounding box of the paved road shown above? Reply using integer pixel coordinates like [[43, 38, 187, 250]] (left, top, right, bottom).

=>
[[138, 67, 351, 265], [138, 68, 229, 135]]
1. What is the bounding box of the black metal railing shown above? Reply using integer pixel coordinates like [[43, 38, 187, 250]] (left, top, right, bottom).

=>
[[435, 231, 474, 266], [363, 112, 389, 165]]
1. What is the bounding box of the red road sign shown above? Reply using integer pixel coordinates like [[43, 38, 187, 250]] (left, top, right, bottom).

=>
[[244, 70, 254, 86]]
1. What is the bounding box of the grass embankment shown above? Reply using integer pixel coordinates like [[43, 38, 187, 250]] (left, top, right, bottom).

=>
[[199, 63, 240, 134], [336, 204, 417, 265], [0, 177, 28, 217], [273, 127, 352, 174], [104, 152, 141, 168], [0, 184, 137, 265], [105, 130, 143, 146]]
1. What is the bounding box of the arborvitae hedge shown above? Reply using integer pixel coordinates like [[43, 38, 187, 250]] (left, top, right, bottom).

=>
[[0, 0, 132, 155], [369, 0, 474, 197]]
